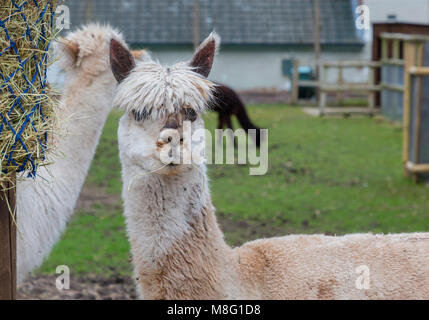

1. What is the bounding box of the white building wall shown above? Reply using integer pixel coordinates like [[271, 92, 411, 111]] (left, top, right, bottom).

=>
[[47, 48, 369, 91], [149, 48, 369, 90], [365, 0, 429, 24]]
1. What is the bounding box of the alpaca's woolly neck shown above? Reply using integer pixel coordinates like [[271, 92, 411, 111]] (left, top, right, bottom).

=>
[[16, 68, 116, 284], [122, 164, 238, 299]]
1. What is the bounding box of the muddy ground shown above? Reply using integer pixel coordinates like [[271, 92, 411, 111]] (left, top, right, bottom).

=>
[[17, 186, 135, 300], [18, 274, 137, 300]]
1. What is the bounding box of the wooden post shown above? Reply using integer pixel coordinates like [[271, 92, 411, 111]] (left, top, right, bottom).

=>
[[413, 71, 423, 183], [402, 40, 425, 177], [319, 63, 326, 116], [392, 39, 400, 59], [0, 173, 17, 300], [381, 38, 388, 60], [85, 0, 93, 23], [291, 59, 299, 105], [337, 66, 344, 105], [313, 0, 321, 101], [192, 0, 200, 50], [368, 66, 376, 109]]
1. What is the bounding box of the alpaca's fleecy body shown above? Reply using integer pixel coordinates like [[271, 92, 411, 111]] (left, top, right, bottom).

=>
[[236, 233, 429, 299], [17, 24, 125, 285], [121, 153, 429, 300], [114, 33, 429, 300]]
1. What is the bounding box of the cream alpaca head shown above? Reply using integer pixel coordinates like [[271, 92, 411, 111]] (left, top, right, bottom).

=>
[[56, 24, 125, 93], [112, 33, 220, 175]]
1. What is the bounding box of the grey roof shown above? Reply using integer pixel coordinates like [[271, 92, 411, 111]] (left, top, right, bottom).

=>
[[65, 0, 362, 46]]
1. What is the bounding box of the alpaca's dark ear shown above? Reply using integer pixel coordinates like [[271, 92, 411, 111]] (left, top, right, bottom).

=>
[[110, 39, 135, 83], [189, 32, 220, 78]]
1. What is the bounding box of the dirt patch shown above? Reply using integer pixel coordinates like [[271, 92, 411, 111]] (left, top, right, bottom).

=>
[[18, 274, 137, 300], [75, 185, 121, 212], [217, 211, 292, 246]]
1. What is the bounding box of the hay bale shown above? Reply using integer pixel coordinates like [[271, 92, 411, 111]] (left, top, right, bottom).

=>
[[0, 0, 58, 183]]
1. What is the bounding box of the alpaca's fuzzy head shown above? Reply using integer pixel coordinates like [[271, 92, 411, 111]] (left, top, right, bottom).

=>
[[56, 23, 125, 77], [112, 33, 220, 175], [113, 32, 220, 119]]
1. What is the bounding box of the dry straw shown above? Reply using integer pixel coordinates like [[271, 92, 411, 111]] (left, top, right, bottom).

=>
[[0, 0, 58, 186]]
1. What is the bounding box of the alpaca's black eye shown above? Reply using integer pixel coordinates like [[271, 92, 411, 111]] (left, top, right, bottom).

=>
[[132, 109, 150, 122], [184, 108, 197, 122]]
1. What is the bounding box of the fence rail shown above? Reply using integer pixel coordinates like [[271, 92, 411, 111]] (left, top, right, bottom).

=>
[[318, 60, 380, 116], [291, 59, 381, 116]]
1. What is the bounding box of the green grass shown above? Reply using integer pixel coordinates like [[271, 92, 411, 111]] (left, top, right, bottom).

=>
[[85, 111, 123, 195], [39, 204, 131, 276], [38, 106, 429, 277]]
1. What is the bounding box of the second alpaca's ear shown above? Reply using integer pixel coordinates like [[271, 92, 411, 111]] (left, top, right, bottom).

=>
[[110, 38, 136, 83], [189, 32, 220, 78], [56, 38, 80, 69]]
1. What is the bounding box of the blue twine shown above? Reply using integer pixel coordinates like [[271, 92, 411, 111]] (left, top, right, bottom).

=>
[[0, 0, 55, 177]]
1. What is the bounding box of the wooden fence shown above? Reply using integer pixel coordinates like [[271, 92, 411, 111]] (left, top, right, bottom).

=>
[[318, 60, 380, 116], [379, 33, 429, 122], [291, 32, 429, 182], [404, 66, 429, 182]]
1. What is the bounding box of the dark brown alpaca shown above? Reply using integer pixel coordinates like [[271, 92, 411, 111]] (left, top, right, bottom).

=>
[[210, 84, 261, 148]]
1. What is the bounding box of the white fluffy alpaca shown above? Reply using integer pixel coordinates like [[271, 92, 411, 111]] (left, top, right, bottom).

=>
[[112, 34, 429, 300], [17, 24, 127, 285]]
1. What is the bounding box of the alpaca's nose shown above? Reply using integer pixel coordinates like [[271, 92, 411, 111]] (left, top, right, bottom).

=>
[[158, 128, 181, 146], [157, 114, 182, 146]]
